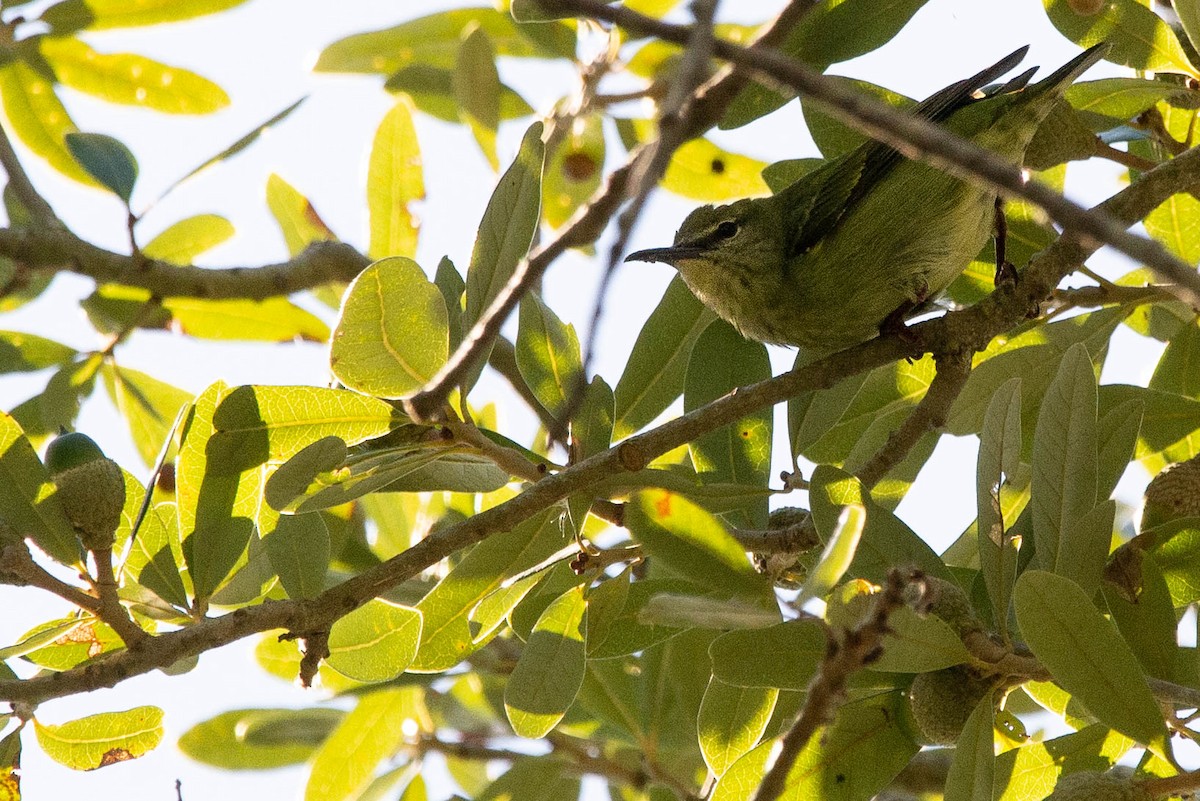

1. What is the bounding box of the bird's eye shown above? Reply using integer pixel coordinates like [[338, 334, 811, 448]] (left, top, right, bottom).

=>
[[714, 220, 739, 240]]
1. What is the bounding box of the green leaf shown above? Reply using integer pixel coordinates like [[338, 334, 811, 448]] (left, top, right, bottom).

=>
[[1014, 570, 1168, 753], [1097, 399, 1143, 499], [39, 36, 229, 113], [803, 78, 912, 158], [101, 364, 191, 468], [720, 0, 934, 129], [0, 330, 74, 374], [684, 319, 772, 528], [330, 257, 449, 398], [1104, 553, 1179, 683], [797, 503, 864, 605], [515, 291, 583, 418], [1146, 191, 1200, 266], [462, 121, 545, 392], [1058, 499, 1115, 601], [264, 172, 336, 257], [809, 465, 951, 583], [1044, 0, 1196, 75], [625, 489, 768, 599], [698, 678, 777, 777], [614, 275, 713, 438], [476, 758, 580, 801], [42, 0, 249, 30], [504, 585, 587, 738], [314, 8, 574, 75], [994, 724, 1135, 801], [141, 214, 234, 263], [976, 377, 1021, 637], [368, 98, 423, 260], [1180, 0, 1200, 59], [162, 296, 330, 342], [0, 60, 91, 184], [710, 619, 826, 689], [64, 132, 138, 203], [304, 688, 409, 801], [264, 513, 329, 600], [35, 706, 163, 770], [209, 384, 400, 464], [384, 65, 533, 123], [175, 382, 262, 599], [123, 502, 188, 610], [410, 509, 562, 672], [585, 577, 692, 658], [1066, 78, 1199, 125], [944, 696, 995, 801], [871, 605, 971, 672], [179, 708, 344, 770], [455, 25, 501, 169], [0, 412, 79, 565], [1031, 342, 1098, 578], [325, 599, 423, 682], [543, 113, 603, 228]]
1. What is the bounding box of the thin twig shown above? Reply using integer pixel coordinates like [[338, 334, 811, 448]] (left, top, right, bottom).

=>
[[549, 0, 1200, 309], [855, 350, 972, 489], [751, 569, 914, 801], [1094, 139, 1159, 172], [86, 545, 148, 647], [0, 542, 101, 615]]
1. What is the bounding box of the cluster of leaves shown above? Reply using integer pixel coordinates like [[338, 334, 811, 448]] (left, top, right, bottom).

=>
[[2, 1, 1200, 801]]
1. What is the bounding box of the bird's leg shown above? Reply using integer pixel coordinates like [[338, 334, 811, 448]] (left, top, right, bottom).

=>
[[994, 196, 1018, 287], [878, 278, 929, 343]]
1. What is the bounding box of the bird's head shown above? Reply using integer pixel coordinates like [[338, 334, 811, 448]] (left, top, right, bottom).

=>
[[625, 198, 781, 280]]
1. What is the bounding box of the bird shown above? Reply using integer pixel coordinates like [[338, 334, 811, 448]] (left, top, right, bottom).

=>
[[625, 44, 1109, 351]]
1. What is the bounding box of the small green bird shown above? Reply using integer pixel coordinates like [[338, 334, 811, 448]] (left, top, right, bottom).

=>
[[626, 44, 1108, 351]]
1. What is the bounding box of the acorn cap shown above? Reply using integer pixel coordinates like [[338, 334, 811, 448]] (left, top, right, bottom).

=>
[[908, 575, 984, 637], [54, 457, 125, 551], [1142, 456, 1200, 531]]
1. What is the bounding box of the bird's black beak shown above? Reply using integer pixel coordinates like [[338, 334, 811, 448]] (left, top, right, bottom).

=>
[[625, 245, 701, 264]]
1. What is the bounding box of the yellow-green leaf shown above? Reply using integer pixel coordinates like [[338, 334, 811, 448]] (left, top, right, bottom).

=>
[[326, 599, 423, 682], [0, 59, 91, 184], [40, 36, 229, 113], [367, 98, 423, 260], [42, 0, 249, 31], [142, 214, 234, 264], [330, 257, 449, 398], [35, 706, 163, 770]]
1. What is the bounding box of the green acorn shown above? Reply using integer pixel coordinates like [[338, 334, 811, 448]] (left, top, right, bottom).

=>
[[1141, 455, 1200, 532], [45, 432, 125, 551], [1045, 768, 1151, 801], [907, 575, 984, 637], [905, 665, 995, 746]]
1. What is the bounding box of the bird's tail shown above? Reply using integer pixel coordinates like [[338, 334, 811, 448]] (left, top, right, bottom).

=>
[[1028, 42, 1110, 98]]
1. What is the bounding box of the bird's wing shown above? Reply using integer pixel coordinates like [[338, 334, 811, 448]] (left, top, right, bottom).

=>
[[781, 46, 1031, 258]]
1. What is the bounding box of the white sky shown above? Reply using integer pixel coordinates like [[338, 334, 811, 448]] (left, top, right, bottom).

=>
[[0, 0, 1169, 797]]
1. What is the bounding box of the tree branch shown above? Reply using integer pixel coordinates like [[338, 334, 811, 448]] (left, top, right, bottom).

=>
[[2, 148, 1197, 707], [855, 350, 972, 490], [547, 0, 1200, 310], [0, 228, 369, 299], [0, 120, 62, 229]]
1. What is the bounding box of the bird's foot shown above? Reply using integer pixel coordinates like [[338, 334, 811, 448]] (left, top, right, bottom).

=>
[[879, 302, 919, 344], [994, 259, 1019, 287]]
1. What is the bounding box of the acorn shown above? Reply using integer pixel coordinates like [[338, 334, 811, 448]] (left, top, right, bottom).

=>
[[44, 432, 125, 551], [1044, 768, 1151, 801], [905, 665, 995, 746], [1141, 455, 1200, 531], [906, 575, 984, 637]]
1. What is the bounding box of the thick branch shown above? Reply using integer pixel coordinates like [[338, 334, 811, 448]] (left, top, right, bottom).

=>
[[548, 0, 1200, 309], [2, 149, 1197, 707], [0, 228, 369, 299]]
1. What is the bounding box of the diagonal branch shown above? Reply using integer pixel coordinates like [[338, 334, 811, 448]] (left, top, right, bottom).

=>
[[548, 0, 1200, 309], [855, 350, 973, 490], [2, 146, 1198, 708]]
